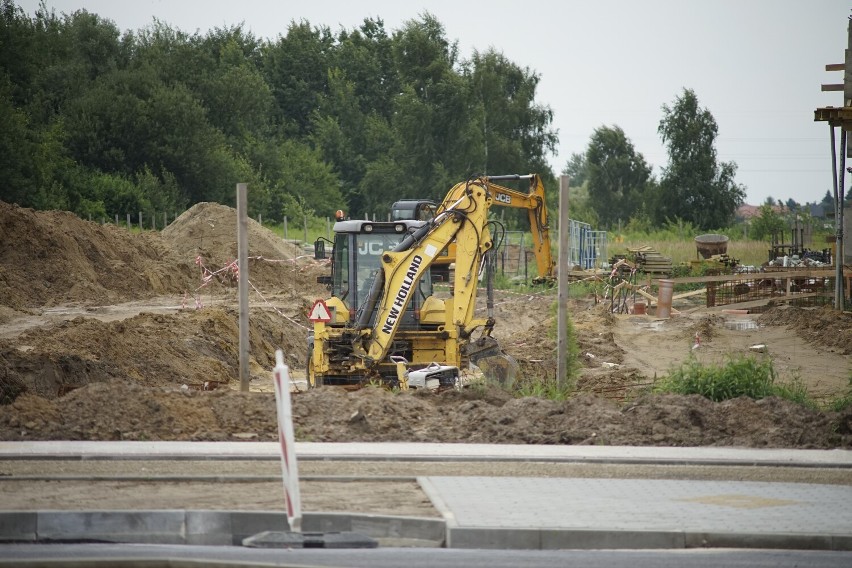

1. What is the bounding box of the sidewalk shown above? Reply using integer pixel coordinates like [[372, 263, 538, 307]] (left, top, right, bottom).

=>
[[2, 442, 851, 550], [420, 476, 852, 550]]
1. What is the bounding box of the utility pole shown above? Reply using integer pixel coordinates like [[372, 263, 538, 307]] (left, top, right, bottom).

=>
[[814, 17, 850, 310]]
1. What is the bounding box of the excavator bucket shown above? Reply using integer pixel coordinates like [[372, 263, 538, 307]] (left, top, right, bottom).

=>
[[465, 336, 519, 389]]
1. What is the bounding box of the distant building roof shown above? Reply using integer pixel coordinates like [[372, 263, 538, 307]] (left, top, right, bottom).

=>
[[736, 204, 782, 220]]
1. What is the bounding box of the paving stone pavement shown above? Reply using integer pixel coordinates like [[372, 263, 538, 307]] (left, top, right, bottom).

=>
[[419, 476, 852, 549]]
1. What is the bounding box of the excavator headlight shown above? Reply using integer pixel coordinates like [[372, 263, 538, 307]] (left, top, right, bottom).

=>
[[363, 224, 373, 233], [394, 223, 405, 233]]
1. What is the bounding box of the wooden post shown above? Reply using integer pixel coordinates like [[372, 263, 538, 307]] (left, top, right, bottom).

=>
[[114, 214, 118, 225], [237, 183, 250, 392], [163, 211, 167, 228], [284, 217, 288, 241], [138, 211, 143, 231], [837, 129, 846, 310], [152, 212, 156, 231], [557, 175, 571, 390], [326, 217, 331, 239], [126, 213, 131, 229]]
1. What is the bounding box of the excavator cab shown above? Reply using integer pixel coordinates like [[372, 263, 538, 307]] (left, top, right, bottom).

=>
[[319, 219, 433, 327]]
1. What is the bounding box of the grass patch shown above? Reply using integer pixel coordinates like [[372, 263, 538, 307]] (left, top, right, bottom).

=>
[[514, 378, 574, 401], [654, 354, 816, 408], [826, 376, 852, 412]]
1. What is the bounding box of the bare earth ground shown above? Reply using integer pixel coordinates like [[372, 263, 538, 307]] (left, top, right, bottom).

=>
[[0, 200, 850, 449]]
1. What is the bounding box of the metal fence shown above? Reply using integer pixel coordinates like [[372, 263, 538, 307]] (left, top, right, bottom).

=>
[[568, 220, 607, 270], [494, 220, 607, 281]]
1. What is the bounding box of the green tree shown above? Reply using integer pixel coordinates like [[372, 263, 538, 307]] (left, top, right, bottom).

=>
[[585, 125, 652, 227], [562, 152, 588, 186], [654, 89, 745, 229], [331, 18, 399, 120], [63, 65, 238, 205], [193, 29, 273, 144], [749, 202, 785, 241], [467, 49, 557, 176], [261, 21, 333, 136], [385, 14, 472, 201]]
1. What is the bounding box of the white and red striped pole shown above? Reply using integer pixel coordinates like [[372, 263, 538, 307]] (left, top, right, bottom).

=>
[[272, 349, 302, 533]]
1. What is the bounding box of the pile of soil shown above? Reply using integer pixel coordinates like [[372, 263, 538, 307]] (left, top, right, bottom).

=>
[[2, 382, 848, 448], [160, 202, 312, 293], [0, 202, 196, 311], [758, 305, 852, 355], [0, 200, 850, 448], [0, 307, 308, 400]]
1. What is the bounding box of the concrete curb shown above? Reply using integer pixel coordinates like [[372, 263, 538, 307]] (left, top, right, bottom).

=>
[[439, 526, 852, 551], [3, 442, 851, 468], [2, 509, 850, 551], [0, 511, 445, 547]]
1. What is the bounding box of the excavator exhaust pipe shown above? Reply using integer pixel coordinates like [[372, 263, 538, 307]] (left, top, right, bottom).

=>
[[465, 336, 519, 389]]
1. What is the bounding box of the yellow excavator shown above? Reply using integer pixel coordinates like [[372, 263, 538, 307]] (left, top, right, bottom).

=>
[[390, 173, 555, 285], [309, 175, 519, 389]]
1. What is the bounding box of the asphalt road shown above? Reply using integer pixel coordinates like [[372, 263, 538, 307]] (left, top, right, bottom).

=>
[[3, 542, 852, 568]]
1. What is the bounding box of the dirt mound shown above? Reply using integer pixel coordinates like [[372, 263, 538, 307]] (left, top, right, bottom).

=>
[[0, 201, 196, 310], [0, 200, 323, 313], [505, 301, 634, 403], [688, 314, 724, 342], [161, 202, 317, 293], [758, 305, 851, 355], [0, 306, 308, 400], [1, 382, 847, 448]]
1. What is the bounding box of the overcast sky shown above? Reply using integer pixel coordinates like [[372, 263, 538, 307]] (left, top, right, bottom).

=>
[[17, 0, 852, 206]]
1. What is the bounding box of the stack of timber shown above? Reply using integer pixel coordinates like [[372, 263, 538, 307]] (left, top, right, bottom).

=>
[[627, 245, 672, 276]]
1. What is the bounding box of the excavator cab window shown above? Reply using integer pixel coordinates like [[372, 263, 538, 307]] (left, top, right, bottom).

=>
[[353, 231, 432, 322], [329, 222, 432, 326], [331, 233, 351, 304]]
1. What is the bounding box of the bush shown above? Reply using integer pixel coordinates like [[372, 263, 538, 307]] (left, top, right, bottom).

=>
[[654, 355, 815, 407]]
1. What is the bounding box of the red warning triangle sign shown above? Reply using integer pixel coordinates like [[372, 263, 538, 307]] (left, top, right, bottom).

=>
[[308, 299, 332, 322]]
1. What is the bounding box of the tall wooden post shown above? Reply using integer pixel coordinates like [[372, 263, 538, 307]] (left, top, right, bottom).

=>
[[237, 183, 250, 392], [838, 130, 846, 310], [556, 175, 571, 389]]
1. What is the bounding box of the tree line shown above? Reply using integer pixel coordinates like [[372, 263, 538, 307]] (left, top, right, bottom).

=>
[[5, 1, 812, 234], [0, 1, 557, 225]]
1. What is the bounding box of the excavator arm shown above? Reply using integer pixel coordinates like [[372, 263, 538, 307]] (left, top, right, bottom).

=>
[[480, 174, 555, 283], [433, 174, 555, 283], [353, 178, 494, 366]]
